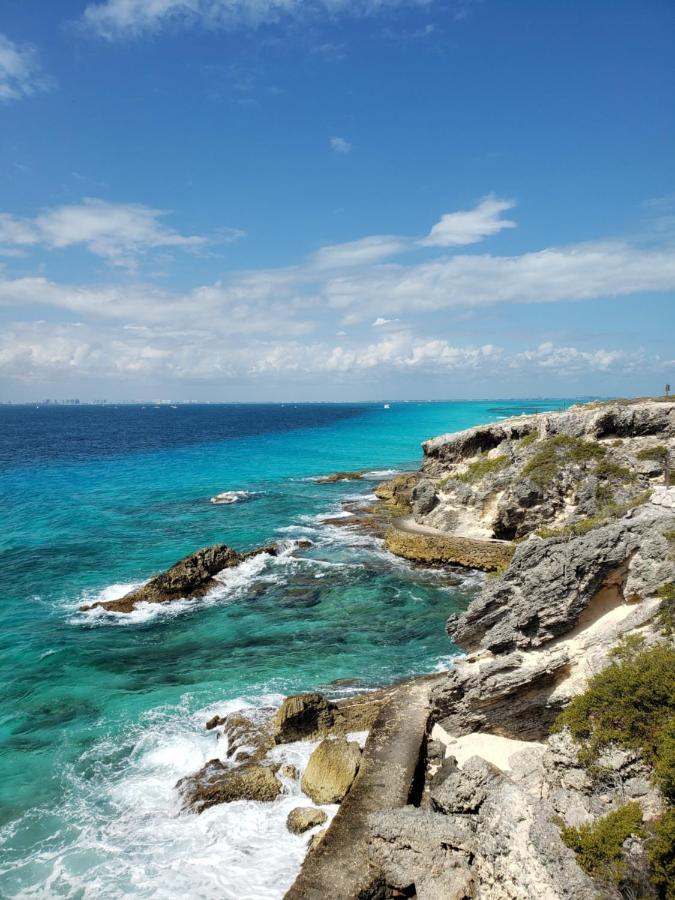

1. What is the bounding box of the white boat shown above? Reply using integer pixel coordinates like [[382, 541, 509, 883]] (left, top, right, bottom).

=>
[[383, 403, 391, 409]]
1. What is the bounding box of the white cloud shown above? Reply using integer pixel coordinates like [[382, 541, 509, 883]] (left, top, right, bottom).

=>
[[372, 316, 399, 326], [82, 0, 434, 38], [311, 235, 404, 269], [0, 198, 240, 268], [0, 320, 659, 384], [330, 136, 352, 154], [420, 195, 516, 247], [0, 33, 51, 103]]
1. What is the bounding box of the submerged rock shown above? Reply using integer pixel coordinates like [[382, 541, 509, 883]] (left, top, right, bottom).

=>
[[80, 542, 276, 613], [314, 470, 366, 483], [286, 806, 328, 835], [301, 737, 361, 804], [177, 759, 282, 813]]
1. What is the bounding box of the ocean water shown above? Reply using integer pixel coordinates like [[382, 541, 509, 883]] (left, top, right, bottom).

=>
[[0, 399, 571, 898]]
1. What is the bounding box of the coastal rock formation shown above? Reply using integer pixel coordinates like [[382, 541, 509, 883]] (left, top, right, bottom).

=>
[[384, 526, 513, 572], [286, 807, 328, 835], [284, 398, 674, 900], [206, 708, 275, 762], [177, 760, 282, 813], [446, 501, 673, 654], [399, 398, 674, 542], [81, 542, 276, 613], [301, 738, 362, 804], [272, 693, 337, 743]]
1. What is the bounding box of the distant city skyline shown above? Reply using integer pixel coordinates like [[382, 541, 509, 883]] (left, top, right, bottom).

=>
[[1, 0, 674, 401]]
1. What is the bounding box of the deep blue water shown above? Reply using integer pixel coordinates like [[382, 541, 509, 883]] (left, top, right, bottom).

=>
[[0, 399, 571, 898]]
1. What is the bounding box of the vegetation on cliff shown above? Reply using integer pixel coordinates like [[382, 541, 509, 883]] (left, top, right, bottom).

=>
[[560, 802, 643, 880]]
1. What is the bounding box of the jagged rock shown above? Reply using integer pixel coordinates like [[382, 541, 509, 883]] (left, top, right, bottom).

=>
[[81, 543, 276, 613], [415, 399, 673, 541], [315, 471, 365, 483], [286, 806, 328, 835], [447, 504, 675, 653], [432, 649, 572, 740], [280, 763, 299, 780], [374, 472, 418, 510], [272, 692, 337, 743], [301, 737, 361, 804], [208, 709, 275, 761], [469, 777, 599, 899], [177, 760, 282, 813], [384, 527, 513, 572], [411, 479, 438, 516], [307, 828, 327, 852], [431, 755, 502, 813], [367, 807, 475, 896]]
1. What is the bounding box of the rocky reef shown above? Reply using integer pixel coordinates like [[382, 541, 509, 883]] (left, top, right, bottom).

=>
[[81, 542, 277, 612]]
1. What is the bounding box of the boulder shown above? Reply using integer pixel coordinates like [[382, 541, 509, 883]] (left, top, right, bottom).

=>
[[272, 692, 337, 743], [411, 479, 438, 516], [301, 737, 361, 804], [286, 806, 328, 835], [280, 763, 299, 780], [81, 543, 276, 613], [431, 755, 502, 814], [206, 709, 274, 761], [177, 760, 282, 813], [367, 807, 475, 897]]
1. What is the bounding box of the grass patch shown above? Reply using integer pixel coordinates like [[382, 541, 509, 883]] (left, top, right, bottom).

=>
[[455, 454, 510, 483], [553, 644, 675, 801], [519, 431, 538, 447], [522, 435, 606, 487], [637, 445, 668, 461], [664, 531, 675, 544], [560, 802, 643, 879]]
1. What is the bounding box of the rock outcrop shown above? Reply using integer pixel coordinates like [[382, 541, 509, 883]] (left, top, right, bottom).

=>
[[283, 398, 675, 900], [81, 543, 276, 612], [384, 526, 513, 572], [382, 398, 674, 544], [287, 807, 328, 835], [177, 760, 282, 813], [301, 738, 362, 804]]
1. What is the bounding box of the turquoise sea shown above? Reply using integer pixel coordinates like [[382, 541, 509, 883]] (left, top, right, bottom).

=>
[[0, 399, 571, 898]]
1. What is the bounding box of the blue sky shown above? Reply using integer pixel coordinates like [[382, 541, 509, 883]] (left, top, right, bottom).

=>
[[0, 0, 673, 401]]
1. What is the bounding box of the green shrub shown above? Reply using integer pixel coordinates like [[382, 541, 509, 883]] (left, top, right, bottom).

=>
[[522, 435, 606, 487], [553, 645, 675, 801], [608, 633, 646, 662], [648, 809, 675, 899], [657, 583, 675, 636], [560, 802, 643, 879], [595, 459, 635, 482], [637, 445, 667, 461], [455, 454, 510, 483], [519, 431, 538, 447], [664, 530, 675, 545]]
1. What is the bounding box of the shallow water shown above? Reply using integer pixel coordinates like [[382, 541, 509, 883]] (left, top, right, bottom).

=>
[[0, 399, 572, 897]]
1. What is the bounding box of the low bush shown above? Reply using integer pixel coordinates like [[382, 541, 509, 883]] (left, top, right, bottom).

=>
[[560, 802, 643, 879], [637, 445, 667, 461], [553, 644, 675, 801], [522, 435, 606, 487], [648, 808, 675, 899], [657, 583, 675, 637], [455, 454, 510, 483]]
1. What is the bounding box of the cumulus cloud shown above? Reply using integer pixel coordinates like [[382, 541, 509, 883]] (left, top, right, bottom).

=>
[[0, 33, 51, 103], [330, 136, 352, 154], [82, 0, 435, 38], [2, 194, 673, 390], [0, 320, 660, 384], [420, 195, 516, 247], [0, 198, 241, 268]]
